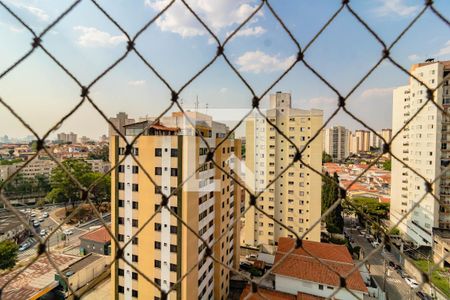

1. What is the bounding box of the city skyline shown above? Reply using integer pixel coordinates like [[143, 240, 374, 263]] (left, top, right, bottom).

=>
[[1, 0, 449, 138]]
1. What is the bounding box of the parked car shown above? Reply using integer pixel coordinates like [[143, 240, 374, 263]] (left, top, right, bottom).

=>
[[397, 268, 408, 278], [63, 229, 73, 235], [371, 240, 380, 248], [37, 217, 44, 222], [245, 254, 258, 261], [43, 212, 49, 218], [30, 212, 36, 217], [33, 221, 40, 228], [19, 243, 29, 251], [416, 291, 433, 300], [40, 229, 47, 237], [404, 277, 419, 289]]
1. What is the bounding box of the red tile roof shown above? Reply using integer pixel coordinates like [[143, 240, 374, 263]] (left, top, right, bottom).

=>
[[273, 238, 368, 293], [240, 286, 324, 300], [80, 226, 111, 244]]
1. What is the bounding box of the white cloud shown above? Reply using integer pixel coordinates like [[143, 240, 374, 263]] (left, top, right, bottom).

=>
[[128, 80, 146, 86], [408, 54, 420, 61], [145, 0, 262, 37], [374, 0, 419, 17], [7, 1, 49, 21], [236, 51, 295, 74], [361, 87, 394, 98], [226, 26, 266, 38], [219, 87, 228, 93], [307, 97, 335, 107], [73, 26, 127, 48], [0, 21, 24, 33], [435, 40, 450, 58]]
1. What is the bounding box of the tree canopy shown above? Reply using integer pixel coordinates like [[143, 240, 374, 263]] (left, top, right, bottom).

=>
[[322, 172, 344, 234], [0, 240, 19, 270]]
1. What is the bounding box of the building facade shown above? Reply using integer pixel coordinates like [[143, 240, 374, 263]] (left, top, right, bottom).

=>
[[57, 132, 78, 144], [109, 112, 135, 137], [110, 111, 241, 300], [391, 60, 450, 246], [324, 126, 349, 161], [243, 92, 322, 252]]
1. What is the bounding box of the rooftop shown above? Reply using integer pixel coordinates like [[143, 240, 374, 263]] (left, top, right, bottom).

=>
[[240, 285, 325, 300], [80, 226, 111, 244], [433, 227, 450, 242], [272, 237, 368, 293], [62, 253, 104, 274]]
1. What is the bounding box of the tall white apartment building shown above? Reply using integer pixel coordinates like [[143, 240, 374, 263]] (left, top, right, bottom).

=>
[[324, 126, 349, 161], [243, 92, 323, 252], [391, 60, 450, 246]]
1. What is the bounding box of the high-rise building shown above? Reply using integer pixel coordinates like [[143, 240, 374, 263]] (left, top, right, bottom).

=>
[[109, 112, 135, 137], [242, 92, 322, 252], [381, 128, 392, 144], [110, 111, 241, 299], [57, 132, 78, 144], [391, 60, 450, 246], [369, 131, 382, 149], [354, 130, 370, 152], [324, 126, 349, 161]]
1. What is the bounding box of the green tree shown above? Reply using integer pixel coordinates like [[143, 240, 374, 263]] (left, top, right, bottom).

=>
[[348, 197, 390, 225], [0, 240, 19, 270], [87, 145, 109, 161], [322, 151, 333, 163], [49, 159, 93, 208], [382, 160, 391, 171], [322, 172, 344, 234], [82, 172, 111, 208]]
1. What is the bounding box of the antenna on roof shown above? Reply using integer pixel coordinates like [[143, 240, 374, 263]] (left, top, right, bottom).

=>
[[205, 103, 208, 114], [195, 95, 199, 111]]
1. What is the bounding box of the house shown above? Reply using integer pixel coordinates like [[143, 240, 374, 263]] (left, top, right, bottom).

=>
[[270, 237, 368, 299], [79, 226, 111, 255], [432, 228, 450, 268]]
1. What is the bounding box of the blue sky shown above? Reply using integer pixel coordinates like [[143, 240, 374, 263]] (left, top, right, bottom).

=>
[[0, 0, 449, 139]]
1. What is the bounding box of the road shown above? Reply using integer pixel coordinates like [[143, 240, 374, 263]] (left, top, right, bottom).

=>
[[345, 218, 419, 300], [16, 207, 104, 261]]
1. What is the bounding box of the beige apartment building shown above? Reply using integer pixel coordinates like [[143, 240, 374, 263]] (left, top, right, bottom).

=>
[[243, 92, 322, 252], [324, 126, 349, 161], [110, 111, 241, 300], [109, 112, 135, 137], [391, 60, 450, 246]]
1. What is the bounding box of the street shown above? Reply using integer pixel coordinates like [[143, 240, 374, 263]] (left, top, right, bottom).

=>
[[344, 217, 421, 300], [16, 207, 95, 261]]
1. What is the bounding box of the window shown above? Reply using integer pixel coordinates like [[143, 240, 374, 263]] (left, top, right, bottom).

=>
[[118, 268, 124, 276], [118, 165, 124, 173], [118, 147, 125, 155], [170, 225, 177, 234], [132, 184, 139, 192], [118, 285, 124, 293], [132, 219, 138, 228], [154, 260, 161, 268], [132, 290, 138, 298], [171, 149, 178, 157], [132, 166, 139, 174], [171, 168, 178, 176], [132, 255, 138, 262], [170, 263, 177, 272], [132, 272, 138, 280], [155, 223, 162, 231], [118, 234, 124, 242], [132, 201, 138, 209], [319, 284, 324, 290], [118, 182, 125, 190], [118, 200, 124, 207], [118, 217, 124, 225], [155, 241, 161, 249], [155, 167, 162, 175], [133, 148, 139, 156], [170, 244, 177, 253], [132, 237, 138, 245], [155, 148, 162, 157]]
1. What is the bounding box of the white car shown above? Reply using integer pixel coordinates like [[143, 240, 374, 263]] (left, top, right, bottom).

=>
[[43, 212, 49, 218], [371, 241, 380, 248], [63, 229, 73, 235], [40, 229, 47, 236], [404, 277, 419, 289]]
